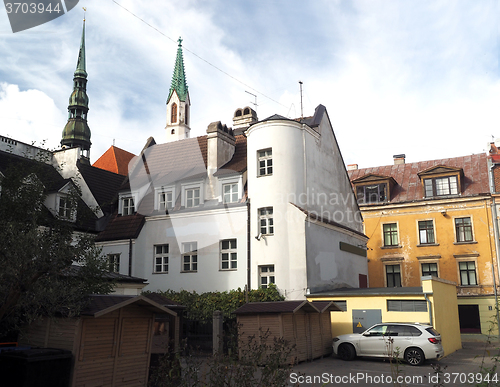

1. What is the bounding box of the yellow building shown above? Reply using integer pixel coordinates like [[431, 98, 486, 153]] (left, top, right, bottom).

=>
[[308, 277, 462, 356], [348, 153, 500, 339]]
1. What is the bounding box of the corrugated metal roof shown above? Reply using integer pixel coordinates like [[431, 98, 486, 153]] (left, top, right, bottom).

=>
[[308, 287, 424, 297]]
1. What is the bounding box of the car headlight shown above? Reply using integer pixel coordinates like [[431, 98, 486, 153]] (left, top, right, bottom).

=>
[[332, 337, 340, 342]]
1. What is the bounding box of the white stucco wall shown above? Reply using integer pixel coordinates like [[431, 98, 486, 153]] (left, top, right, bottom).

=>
[[246, 112, 365, 299], [305, 220, 368, 293], [100, 206, 248, 294]]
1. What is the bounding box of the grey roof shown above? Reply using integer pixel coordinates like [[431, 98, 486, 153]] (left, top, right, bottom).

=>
[[233, 300, 338, 314], [308, 287, 425, 297], [81, 295, 176, 317]]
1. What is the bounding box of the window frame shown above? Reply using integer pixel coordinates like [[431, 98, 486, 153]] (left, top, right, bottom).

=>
[[385, 264, 402, 287], [258, 207, 274, 236], [356, 183, 388, 204], [58, 195, 73, 219], [455, 216, 474, 243], [153, 244, 169, 273], [458, 260, 477, 286], [418, 219, 436, 245], [181, 182, 204, 208], [171, 102, 177, 124], [182, 242, 198, 272], [108, 253, 120, 273], [259, 265, 275, 289], [423, 175, 459, 197], [155, 186, 175, 212], [421, 262, 438, 277], [220, 239, 237, 270], [382, 223, 398, 247], [257, 148, 273, 177]]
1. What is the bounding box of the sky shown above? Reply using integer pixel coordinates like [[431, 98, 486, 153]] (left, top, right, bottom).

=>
[[0, 0, 498, 168]]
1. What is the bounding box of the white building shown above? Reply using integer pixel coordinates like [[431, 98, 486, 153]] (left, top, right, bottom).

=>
[[95, 39, 368, 299]]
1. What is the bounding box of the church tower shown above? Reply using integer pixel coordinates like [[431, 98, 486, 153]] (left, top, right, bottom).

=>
[[61, 19, 91, 162], [165, 37, 191, 142]]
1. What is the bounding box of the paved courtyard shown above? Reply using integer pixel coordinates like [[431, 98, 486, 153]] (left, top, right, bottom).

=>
[[289, 342, 500, 386]]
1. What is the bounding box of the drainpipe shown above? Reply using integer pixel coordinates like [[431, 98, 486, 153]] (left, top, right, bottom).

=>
[[247, 198, 251, 291], [487, 158, 500, 336], [423, 293, 433, 327], [128, 238, 133, 277]]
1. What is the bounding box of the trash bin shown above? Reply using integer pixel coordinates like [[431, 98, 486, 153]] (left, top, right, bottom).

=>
[[0, 348, 72, 387]]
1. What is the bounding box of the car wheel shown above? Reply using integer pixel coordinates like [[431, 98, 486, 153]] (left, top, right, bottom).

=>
[[338, 343, 356, 361], [405, 347, 424, 366]]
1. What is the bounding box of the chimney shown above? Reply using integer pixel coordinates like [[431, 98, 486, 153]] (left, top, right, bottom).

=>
[[347, 164, 358, 171], [232, 107, 258, 135], [207, 121, 236, 198], [393, 154, 406, 165]]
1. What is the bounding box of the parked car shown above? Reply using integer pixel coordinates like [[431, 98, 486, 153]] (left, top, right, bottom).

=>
[[332, 323, 444, 366]]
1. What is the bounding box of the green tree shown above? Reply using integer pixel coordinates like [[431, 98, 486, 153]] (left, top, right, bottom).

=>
[[0, 155, 113, 339]]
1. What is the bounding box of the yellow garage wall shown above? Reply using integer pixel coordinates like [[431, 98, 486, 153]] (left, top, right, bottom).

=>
[[308, 277, 462, 356], [422, 277, 462, 355], [458, 297, 499, 338]]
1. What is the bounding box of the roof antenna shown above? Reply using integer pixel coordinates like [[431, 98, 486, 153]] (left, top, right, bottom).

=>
[[245, 91, 258, 112], [299, 81, 303, 118]]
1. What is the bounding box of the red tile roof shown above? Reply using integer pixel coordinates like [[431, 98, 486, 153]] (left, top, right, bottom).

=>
[[348, 153, 490, 203], [93, 146, 136, 176]]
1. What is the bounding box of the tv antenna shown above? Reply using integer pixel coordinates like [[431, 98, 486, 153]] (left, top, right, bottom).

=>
[[245, 91, 258, 112]]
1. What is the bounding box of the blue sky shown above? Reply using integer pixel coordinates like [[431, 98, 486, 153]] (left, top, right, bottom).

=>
[[0, 0, 498, 168]]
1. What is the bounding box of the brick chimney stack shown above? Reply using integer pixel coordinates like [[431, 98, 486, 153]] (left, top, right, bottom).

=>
[[393, 154, 406, 165]]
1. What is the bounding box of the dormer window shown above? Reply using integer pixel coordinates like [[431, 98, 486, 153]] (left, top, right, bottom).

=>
[[356, 184, 387, 204], [352, 174, 395, 205], [423, 176, 458, 197], [58, 196, 72, 219], [418, 165, 462, 198], [122, 197, 135, 215], [159, 191, 173, 211]]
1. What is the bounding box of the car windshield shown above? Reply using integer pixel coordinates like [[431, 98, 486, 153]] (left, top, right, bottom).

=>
[[426, 327, 440, 336]]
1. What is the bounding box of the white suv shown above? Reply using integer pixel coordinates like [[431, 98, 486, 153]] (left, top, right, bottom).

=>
[[332, 323, 444, 366]]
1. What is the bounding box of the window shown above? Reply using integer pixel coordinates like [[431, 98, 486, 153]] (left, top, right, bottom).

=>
[[459, 261, 477, 285], [108, 254, 120, 273], [122, 197, 135, 215], [185, 188, 200, 208], [383, 223, 398, 247], [387, 300, 427, 312], [171, 103, 177, 123], [259, 265, 275, 288], [258, 149, 273, 176], [259, 207, 274, 235], [421, 262, 438, 277], [223, 183, 239, 204], [386, 265, 401, 287], [455, 217, 473, 242], [424, 176, 458, 197], [159, 191, 173, 211], [182, 242, 197, 272], [356, 184, 387, 204], [418, 220, 435, 244], [154, 245, 169, 273], [220, 239, 237, 270], [58, 196, 72, 218]]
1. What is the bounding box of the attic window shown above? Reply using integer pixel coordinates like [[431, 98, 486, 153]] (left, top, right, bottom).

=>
[[424, 176, 458, 197], [356, 184, 387, 204]]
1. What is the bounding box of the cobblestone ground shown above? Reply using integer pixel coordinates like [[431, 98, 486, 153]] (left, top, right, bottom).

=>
[[289, 342, 500, 387]]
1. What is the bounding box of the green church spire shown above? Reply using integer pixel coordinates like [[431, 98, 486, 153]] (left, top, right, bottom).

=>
[[167, 37, 189, 102], [61, 19, 91, 155]]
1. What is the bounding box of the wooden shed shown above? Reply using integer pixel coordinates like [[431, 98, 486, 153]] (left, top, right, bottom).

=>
[[19, 295, 177, 387], [234, 300, 340, 363]]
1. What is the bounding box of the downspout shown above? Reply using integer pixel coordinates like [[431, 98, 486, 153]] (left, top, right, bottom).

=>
[[128, 238, 133, 277], [247, 198, 251, 291], [423, 293, 433, 327], [487, 158, 500, 334]]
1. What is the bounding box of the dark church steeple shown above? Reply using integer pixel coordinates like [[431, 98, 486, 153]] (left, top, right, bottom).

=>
[[61, 18, 91, 160]]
